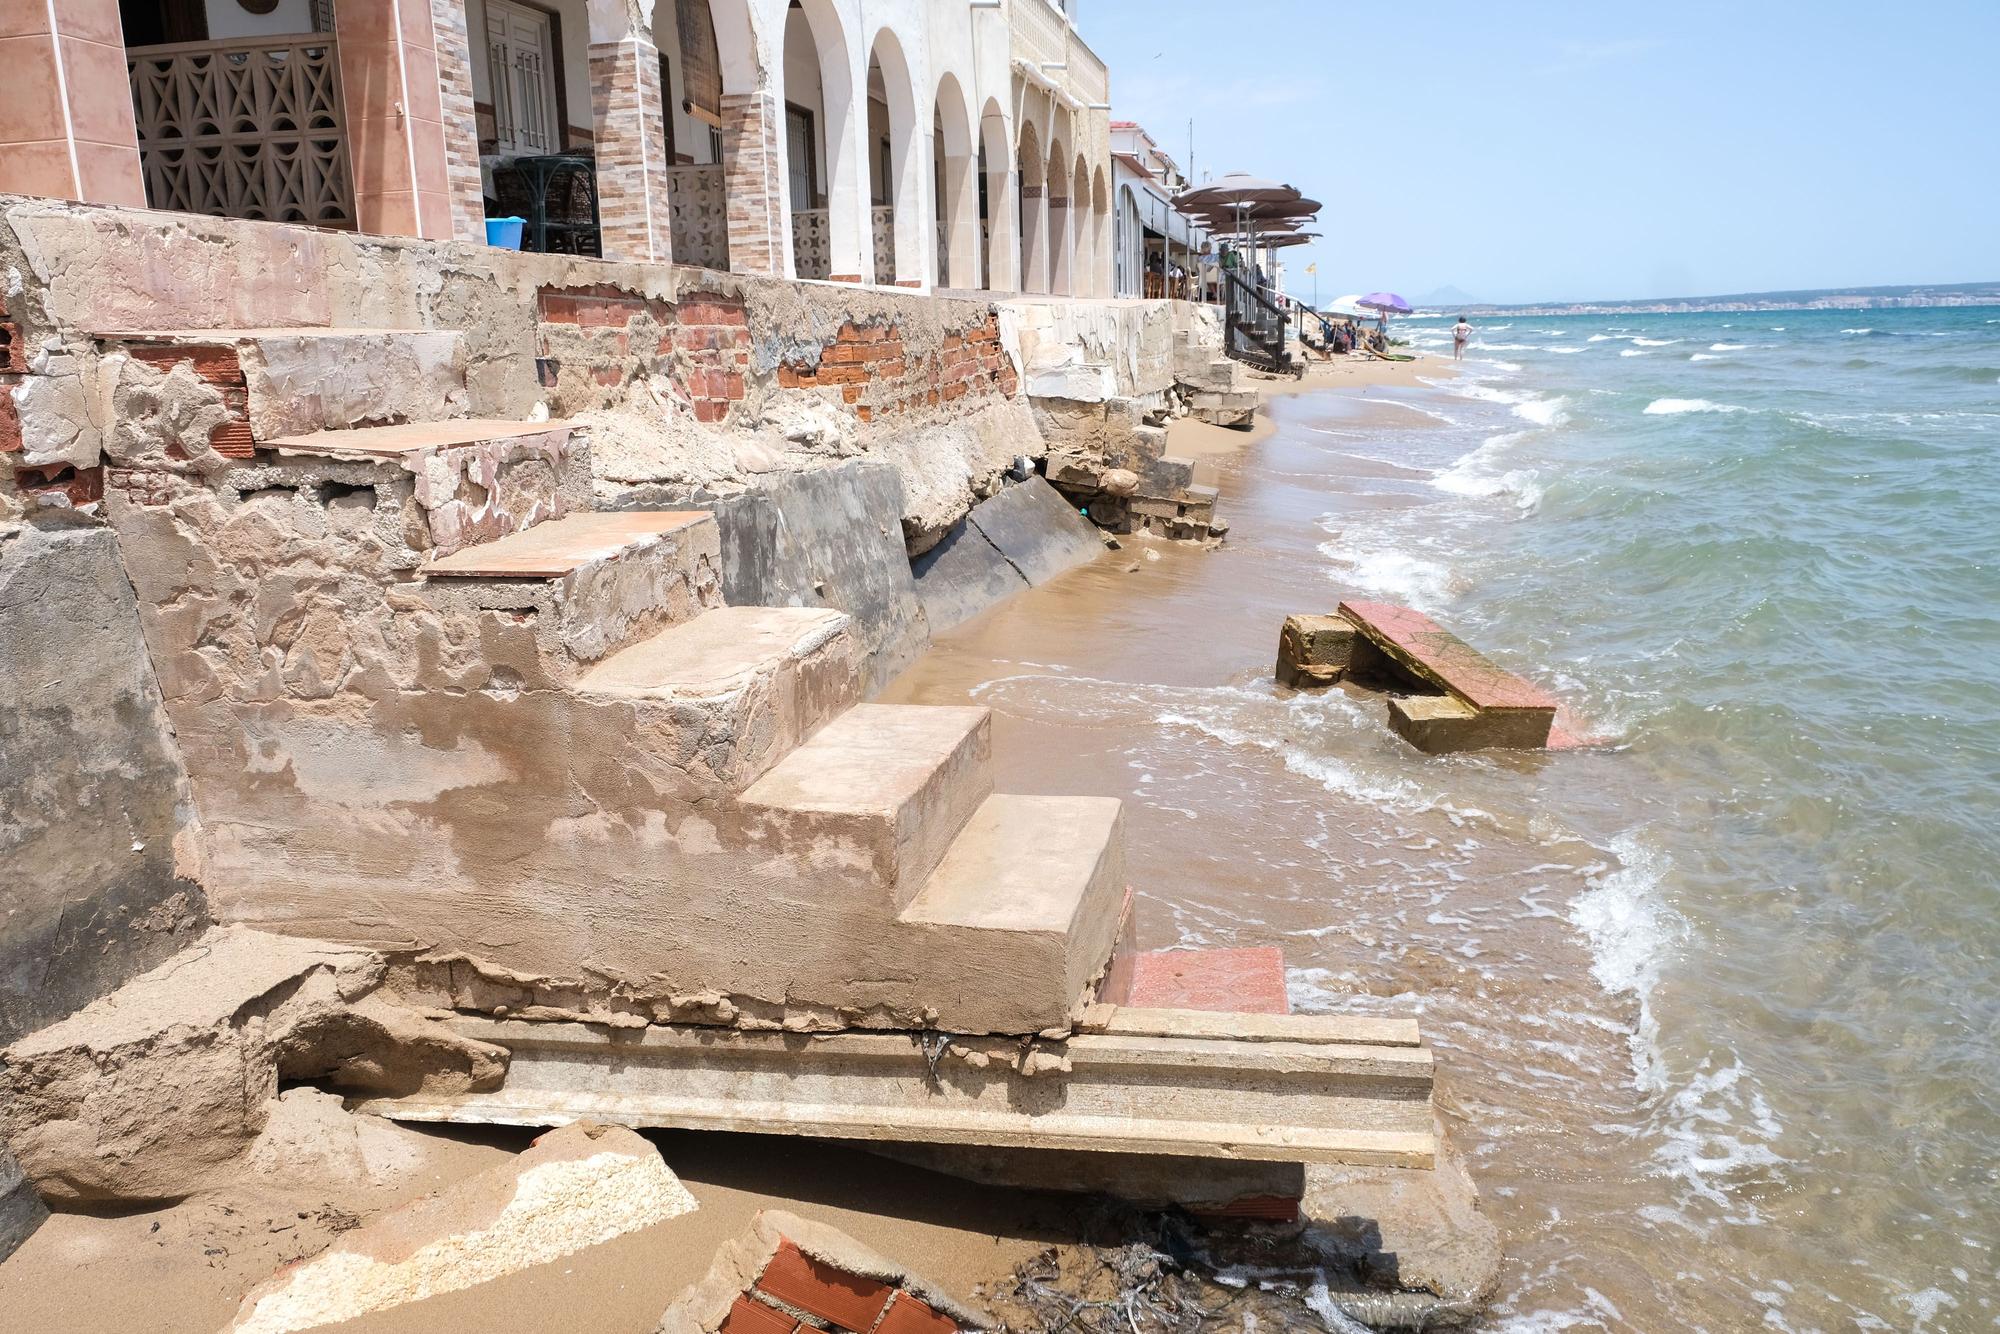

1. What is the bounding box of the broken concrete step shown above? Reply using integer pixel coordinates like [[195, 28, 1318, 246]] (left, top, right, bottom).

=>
[[357, 1011, 1437, 1170], [897, 794, 1126, 1030], [1139, 453, 1195, 496], [574, 605, 862, 789], [104, 326, 468, 440], [419, 510, 721, 675], [1387, 693, 1482, 754], [738, 703, 994, 911], [266, 419, 586, 558]]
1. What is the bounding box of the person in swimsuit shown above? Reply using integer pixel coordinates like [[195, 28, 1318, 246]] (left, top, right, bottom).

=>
[[1452, 315, 1474, 360]]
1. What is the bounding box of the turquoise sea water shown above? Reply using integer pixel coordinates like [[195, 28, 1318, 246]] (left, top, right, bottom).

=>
[[1343, 307, 2000, 1328]]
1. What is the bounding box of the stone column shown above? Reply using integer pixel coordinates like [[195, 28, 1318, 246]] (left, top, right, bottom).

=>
[[1047, 188, 1071, 295], [719, 90, 786, 277], [1020, 182, 1047, 294], [430, 0, 489, 242], [940, 151, 978, 290], [335, 0, 457, 239], [587, 28, 673, 264], [0, 0, 145, 207]]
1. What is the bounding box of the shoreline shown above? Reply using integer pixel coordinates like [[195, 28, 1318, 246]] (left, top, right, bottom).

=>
[[1167, 350, 1458, 475]]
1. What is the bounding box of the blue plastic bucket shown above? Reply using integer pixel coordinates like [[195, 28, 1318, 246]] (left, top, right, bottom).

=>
[[485, 216, 526, 249]]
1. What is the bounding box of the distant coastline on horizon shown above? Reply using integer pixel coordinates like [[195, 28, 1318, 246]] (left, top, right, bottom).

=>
[[1413, 279, 2000, 318]]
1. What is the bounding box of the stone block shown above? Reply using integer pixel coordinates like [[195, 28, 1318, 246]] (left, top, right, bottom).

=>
[[225, 1122, 696, 1334], [1139, 453, 1195, 496], [656, 1209, 978, 1334], [1277, 613, 1361, 690], [1386, 693, 1482, 754]]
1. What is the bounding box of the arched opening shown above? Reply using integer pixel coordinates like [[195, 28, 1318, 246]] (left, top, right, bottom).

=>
[[1045, 136, 1070, 296], [979, 98, 1015, 291], [1071, 154, 1092, 299], [782, 0, 857, 280], [1016, 120, 1046, 294], [932, 71, 976, 290], [865, 28, 921, 285], [1115, 183, 1143, 296], [652, 1, 737, 269]]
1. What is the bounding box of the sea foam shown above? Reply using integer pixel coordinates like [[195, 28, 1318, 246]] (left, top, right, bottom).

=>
[[1644, 398, 1746, 415]]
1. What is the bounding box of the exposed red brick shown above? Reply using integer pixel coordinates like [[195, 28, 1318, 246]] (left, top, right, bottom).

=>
[[940, 381, 968, 402], [874, 359, 907, 380], [840, 385, 861, 404], [108, 467, 175, 507], [0, 385, 18, 452], [778, 365, 807, 389], [127, 343, 245, 387], [1188, 1194, 1303, 1225], [856, 405, 873, 423], [724, 371, 746, 400], [718, 1294, 798, 1334], [815, 365, 867, 386], [14, 463, 103, 506], [693, 398, 728, 423], [207, 416, 257, 459], [873, 1291, 959, 1334], [595, 367, 624, 386], [754, 1240, 894, 1333]]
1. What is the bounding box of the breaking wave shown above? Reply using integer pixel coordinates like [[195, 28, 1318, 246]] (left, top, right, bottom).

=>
[[1643, 398, 1747, 415]]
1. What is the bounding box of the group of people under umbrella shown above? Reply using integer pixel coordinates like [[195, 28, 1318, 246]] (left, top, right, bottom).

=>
[[1169, 171, 1410, 359]]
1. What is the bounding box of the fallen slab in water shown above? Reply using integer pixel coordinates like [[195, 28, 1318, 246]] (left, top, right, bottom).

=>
[[1276, 602, 1571, 753], [356, 1007, 1437, 1183]]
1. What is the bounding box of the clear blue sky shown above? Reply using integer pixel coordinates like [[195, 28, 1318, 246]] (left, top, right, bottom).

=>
[[1076, 1, 1997, 304]]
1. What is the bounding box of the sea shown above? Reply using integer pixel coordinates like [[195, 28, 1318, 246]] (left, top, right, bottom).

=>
[[886, 305, 2000, 1331]]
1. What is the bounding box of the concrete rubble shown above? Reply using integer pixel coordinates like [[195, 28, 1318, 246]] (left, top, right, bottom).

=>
[[223, 1121, 694, 1334]]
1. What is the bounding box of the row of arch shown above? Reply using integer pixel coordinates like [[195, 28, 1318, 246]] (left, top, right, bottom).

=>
[[683, 0, 1110, 294]]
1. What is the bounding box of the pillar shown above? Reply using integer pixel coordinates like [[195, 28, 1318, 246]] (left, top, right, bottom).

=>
[[719, 90, 786, 276], [586, 0, 672, 265], [430, 0, 489, 242], [0, 0, 145, 207], [336, 0, 459, 239], [1047, 188, 1070, 295], [1020, 182, 1047, 294], [941, 151, 978, 291]]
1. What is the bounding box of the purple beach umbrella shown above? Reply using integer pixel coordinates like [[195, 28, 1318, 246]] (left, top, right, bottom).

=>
[[1359, 292, 1413, 314]]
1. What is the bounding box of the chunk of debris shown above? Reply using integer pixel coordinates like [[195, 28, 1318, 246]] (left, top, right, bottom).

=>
[[657, 1209, 982, 1334], [0, 1141, 47, 1263], [1274, 613, 1363, 691], [0, 928, 505, 1203], [224, 1122, 694, 1334]]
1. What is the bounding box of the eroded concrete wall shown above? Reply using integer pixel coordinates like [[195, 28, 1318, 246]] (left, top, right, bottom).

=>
[[0, 517, 206, 1046], [0, 195, 1040, 556]]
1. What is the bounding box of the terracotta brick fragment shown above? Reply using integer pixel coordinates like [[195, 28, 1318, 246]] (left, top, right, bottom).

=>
[[207, 417, 256, 459], [719, 1295, 798, 1334], [874, 1291, 960, 1334], [755, 1240, 894, 1332], [0, 386, 18, 452]]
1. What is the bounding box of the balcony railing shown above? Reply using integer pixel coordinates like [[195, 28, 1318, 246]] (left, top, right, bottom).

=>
[[127, 34, 355, 228]]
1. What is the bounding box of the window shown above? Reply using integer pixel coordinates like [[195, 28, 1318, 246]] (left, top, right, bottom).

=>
[[487, 0, 560, 157], [786, 104, 818, 209]]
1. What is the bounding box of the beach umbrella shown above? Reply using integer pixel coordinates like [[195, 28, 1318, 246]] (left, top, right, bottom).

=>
[[1173, 172, 1296, 211], [1359, 292, 1412, 314]]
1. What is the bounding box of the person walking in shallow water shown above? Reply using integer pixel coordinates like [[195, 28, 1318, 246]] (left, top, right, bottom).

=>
[[1452, 315, 1474, 360]]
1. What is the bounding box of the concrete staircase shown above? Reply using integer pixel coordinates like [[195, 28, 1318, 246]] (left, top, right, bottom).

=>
[[94, 325, 1129, 1038]]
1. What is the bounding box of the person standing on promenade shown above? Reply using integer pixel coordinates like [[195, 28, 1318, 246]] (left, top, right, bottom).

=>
[[1452, 315, 1475, 359]]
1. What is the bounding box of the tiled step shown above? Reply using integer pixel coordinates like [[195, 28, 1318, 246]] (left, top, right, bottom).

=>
[[574, 606, 862, 790], [268, 419, 584, 557], [103, 326, 468, 441], [738, 704, 993, 910], [420, 511, 720, 678], [897, 794, 1127, 1029]]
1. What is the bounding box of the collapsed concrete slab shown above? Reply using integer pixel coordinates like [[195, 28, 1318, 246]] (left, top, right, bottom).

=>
[[1274, 613, 1367, 691], [0, 928, 504, 1203], [656, 1208, 981, 1334], [223, 1122, 695, 1334], [912, 477, 1104, 634], [355, 1004, 1436, 1176], [707, 459, 932, 694], [0, 1141, 45, 1263]]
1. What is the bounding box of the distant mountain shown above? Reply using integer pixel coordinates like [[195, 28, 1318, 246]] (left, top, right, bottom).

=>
[[1418, 285, 1481, 309], [1462, 281, 2000, 317]]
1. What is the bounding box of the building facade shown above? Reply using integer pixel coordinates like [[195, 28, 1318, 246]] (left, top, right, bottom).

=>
[[1, 0, 1114, 295]]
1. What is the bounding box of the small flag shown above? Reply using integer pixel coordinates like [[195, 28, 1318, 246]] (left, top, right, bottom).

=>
[[1305, 263, 1317, 274]]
